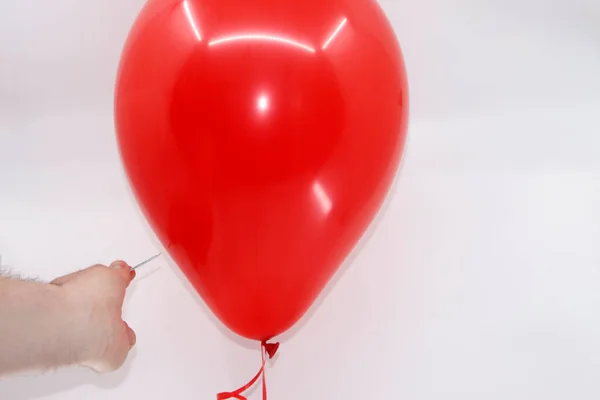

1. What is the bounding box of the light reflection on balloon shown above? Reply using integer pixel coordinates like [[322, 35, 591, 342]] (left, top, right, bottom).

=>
[[322, 17, 348, 50], [257, 94, 270, 114], [182, 0, 202, 41], [312, 181, 333, 216], [208, 34, 316, 53]]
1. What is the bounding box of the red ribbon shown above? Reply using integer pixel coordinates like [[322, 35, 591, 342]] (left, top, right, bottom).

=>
[[217, 341, 280, 400]]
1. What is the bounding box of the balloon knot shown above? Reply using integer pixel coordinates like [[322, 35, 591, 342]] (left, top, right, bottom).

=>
[[262, 341, 279, 359]]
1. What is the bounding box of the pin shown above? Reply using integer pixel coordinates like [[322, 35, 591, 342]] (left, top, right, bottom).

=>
[[132, 253, 162, 270]]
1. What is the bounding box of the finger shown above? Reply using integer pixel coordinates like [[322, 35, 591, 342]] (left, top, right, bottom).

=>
[[124, 322, 137, 348], [109, 260, 134, 286]]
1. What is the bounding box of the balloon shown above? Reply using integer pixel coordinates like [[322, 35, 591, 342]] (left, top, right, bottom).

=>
[[115, 0, 408, 341]]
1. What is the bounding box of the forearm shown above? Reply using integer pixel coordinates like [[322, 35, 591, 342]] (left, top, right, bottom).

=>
[[0, 276, 80, 376]]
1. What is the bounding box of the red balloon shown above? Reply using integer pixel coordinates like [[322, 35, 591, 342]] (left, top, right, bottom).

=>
[[115, 0, 408, 341]]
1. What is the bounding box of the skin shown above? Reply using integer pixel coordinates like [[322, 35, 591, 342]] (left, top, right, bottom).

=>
[[0, 261, 136, 376]]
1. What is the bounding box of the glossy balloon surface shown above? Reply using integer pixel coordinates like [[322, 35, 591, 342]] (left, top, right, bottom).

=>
[[115, 0, 408, 341]]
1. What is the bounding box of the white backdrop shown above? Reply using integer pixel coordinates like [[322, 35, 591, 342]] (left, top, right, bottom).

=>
[[1, 0, 600, 399]]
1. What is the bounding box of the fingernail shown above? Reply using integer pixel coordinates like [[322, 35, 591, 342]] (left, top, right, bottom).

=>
[[110, 260, 129, 270], [130, 269, 137, 280]]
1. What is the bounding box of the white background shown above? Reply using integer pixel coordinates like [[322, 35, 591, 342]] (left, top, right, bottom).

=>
[[1, 0, 600, 399]]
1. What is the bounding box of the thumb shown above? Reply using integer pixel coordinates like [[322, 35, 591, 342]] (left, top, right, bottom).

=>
[[109, 260, 134, 286]]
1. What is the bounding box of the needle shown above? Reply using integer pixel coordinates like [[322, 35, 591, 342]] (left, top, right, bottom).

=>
[[131, 253, 162, 270]]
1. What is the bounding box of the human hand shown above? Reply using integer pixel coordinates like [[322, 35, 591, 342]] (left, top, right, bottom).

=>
[[50, 261, 136, 372]]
